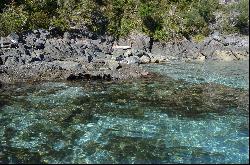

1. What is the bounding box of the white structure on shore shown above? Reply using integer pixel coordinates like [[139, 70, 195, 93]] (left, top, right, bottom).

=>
[[219, 0, 240, 4]]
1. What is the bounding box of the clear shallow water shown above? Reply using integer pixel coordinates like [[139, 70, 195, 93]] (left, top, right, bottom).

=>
[[145, 60, 249, 89], [0, 61, 249, 164]]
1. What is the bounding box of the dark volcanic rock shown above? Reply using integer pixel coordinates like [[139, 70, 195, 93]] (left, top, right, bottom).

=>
[[0, 28, 248, 86], [150, 32, 249, 62], [118, 32, 151, 52], [0, 55, 3, 65]]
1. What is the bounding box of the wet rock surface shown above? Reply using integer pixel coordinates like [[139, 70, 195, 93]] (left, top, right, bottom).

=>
[[0, 29, 151, 85], [150, 33, 249, 62], [0, 29, 249, 85]]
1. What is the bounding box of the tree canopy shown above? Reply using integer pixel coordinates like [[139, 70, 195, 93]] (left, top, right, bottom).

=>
[[0, 0, 248, 40]]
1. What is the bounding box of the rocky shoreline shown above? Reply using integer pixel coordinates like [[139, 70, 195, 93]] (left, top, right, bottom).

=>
[[0, 28, 249, 86]]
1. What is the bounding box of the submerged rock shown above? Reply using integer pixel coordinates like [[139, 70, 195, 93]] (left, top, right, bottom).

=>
[[0, 69, 248, 164]]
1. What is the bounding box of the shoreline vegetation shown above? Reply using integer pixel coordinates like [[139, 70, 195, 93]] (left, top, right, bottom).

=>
[[0, 0, 249, 40], [0, 0, 249, 86]]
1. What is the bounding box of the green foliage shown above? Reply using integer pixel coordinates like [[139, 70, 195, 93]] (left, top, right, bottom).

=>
[[182, 0, 220, 36], [119, 17, 137, 37], [153, 29, 170, 42], [0, 4, 28, 36], [0, 0, 248, 40], [0, 0, 7, 12], [50, 17, 69, 32], [194, 0, 220, 23], [24, 0, 58, 14], [26, 11, 50, 29], [234, 0, 249, 34], [138, 0, 164, 38], [183, 7, 209, 35], [104, 0, 125, 37], [116, 0, 141, 37], [219, 0, 249, 34], [139, 3, 155, 17], [193, 34, 206, 43]]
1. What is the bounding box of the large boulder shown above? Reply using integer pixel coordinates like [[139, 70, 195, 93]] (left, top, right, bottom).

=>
[[1, 47, 32, 66], [20, 29, 50, 48], [212, 50, 248, 61], [139, 55, 151, 64], [118, 32, 151, 52], [44, 39, 78, 60], [200, 33, 249, 61], [148, 53, 168, 63], [64, 27, 96, 39], [0, 51, 3, 65], [106, 60, 120, 70], [0, 34, 18, 48], [7, 32, 19, 44]]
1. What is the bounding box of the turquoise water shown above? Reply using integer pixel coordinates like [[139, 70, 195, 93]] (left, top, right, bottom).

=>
[[145, 60, 249, 89], [0, 61, 249, 164]]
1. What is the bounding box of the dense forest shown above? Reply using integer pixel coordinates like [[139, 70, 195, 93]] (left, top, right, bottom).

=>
[[0, 0, 249, 41]]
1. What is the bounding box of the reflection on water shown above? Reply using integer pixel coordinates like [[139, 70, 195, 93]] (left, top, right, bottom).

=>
[[0, 61, 249, 164]]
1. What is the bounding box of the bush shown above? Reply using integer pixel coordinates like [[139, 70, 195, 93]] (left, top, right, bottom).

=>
[[235, 0, 249, 34], [139, 1, 163, 35], [0, 0, 247, 41], [182, 0, 220, 37], [193, 34, 206, 43], [117, 0, 141, 37], [0, 5, 28, 36], [26, 11, 50, 30], [153, 29, 170, 42], [219, 0, 249, 35], [50, 17, 69, 32], [183, 8, 209, 36], [120, 17, 137, 37]]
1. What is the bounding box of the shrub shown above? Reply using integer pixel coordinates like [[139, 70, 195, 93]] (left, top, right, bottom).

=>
[[0, 5, 28, 36], [50, 17, 69, 32], [193, 34, 206, 43], [120, 17, 137, 37], [153, 29, 170, 42], [219, 0, 249, 35], [182, 0, 220, 37], [235, 0, 249, 34], [0, 0, 247, 41], [183, 8, 209, 36], [26, 11, 50, 30]]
